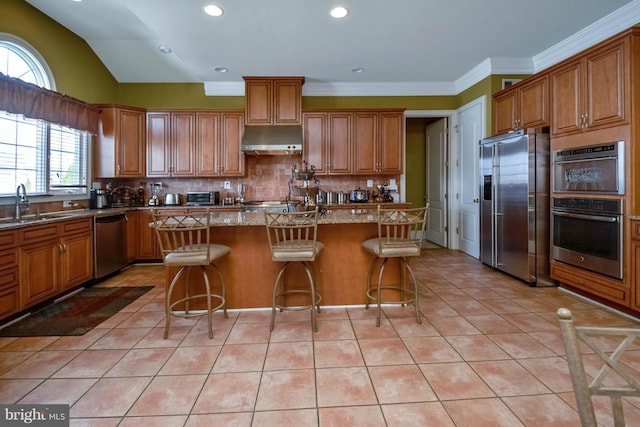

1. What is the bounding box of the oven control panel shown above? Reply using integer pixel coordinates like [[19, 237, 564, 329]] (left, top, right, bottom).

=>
[[552, 197, 623, 215]]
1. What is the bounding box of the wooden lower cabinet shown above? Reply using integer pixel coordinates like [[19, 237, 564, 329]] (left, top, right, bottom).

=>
[[126, 211, 138, 262], [18, 218, 93, 311], [60, 221, 93, 291], [138, 210, 159, 260], [0, 230, 19, 320], [20, 237, 60, 309], [551, 262, 631, 307], [632, 220, 640, 311]]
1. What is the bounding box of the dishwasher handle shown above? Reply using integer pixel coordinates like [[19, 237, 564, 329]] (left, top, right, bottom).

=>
[[95, 213, 127, 224]]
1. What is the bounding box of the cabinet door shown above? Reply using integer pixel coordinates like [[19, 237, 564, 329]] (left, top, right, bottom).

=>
[[171, 112, 196, 176], [245, 79, 272, 125], [146, 112, 171, 176], [61, 232, 93, 290], [353, 113, 378, 174], [378, 112, 403, 174], [96, 106, 145, 178], [550, 60, 583, 136], [493, 90, 517, 135], [0, 266, 19, 321], [125, 212, 138, 262], [273, 80, 302, 124], [519, 75, 549, 129], [138, 211, 159, 260], [20, 240, 60, 308], [327, 113, 352, 175], [196, 112, 220, 176], [219, 112, 245, 176], [116, 108, 146, 177], [586, 40, 627, 129], [303, 113, 327, 174]]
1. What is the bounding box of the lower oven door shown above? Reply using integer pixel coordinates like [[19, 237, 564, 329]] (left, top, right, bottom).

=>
[[551, 209, 623, 279]]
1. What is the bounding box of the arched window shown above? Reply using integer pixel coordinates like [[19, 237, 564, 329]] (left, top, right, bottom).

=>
[[0, 34, 87, 198], [0, 34, 53, 89]]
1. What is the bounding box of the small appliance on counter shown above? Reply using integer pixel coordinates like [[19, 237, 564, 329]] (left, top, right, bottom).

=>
[[148, 182, 162, 206], [164, 193, 182, 206], [349, 188, 369, 203], [90, 188, 111, 209], [186, 191, 220, 206]]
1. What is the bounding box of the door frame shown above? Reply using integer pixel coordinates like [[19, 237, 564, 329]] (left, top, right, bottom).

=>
[[403, 109, 458, 249]]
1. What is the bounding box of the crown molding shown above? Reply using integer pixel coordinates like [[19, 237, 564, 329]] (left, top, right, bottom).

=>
[[301, 81, 457, 96], [204, 1, 640, 97], [534, 0, 640, 72]]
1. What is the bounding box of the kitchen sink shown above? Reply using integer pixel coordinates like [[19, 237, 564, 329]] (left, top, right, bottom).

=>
[[0, 213, 72, 224]]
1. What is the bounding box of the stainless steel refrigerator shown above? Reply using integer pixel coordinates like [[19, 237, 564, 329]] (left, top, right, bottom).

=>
[[479, 128, 553, 286]]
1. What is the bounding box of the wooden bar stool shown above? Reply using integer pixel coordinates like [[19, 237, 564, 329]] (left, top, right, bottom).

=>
[[557, 308, 640, 427], [151, 209, 229, 339], [264, 207, 323, 332], [362, 204, 429, 326]]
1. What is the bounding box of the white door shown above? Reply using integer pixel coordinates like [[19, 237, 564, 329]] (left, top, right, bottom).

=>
[[425, 118, 447, 247], [456, 97, 485, 258]]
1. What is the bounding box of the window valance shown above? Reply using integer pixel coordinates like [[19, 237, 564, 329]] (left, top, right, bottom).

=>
[[0, 72, 100, 134]]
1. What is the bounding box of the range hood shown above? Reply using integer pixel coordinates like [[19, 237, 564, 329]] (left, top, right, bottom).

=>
[[241, 125, 303, 155]]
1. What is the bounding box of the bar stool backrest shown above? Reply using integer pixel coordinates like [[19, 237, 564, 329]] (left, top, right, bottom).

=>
[[557, 307, 640, 427], [264, 208, 320, 261], [151, 210, 211, 266], [375, 204, 429, 257]]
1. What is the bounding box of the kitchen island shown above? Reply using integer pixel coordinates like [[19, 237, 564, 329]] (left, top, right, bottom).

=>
[[161, 208, 405, 309]]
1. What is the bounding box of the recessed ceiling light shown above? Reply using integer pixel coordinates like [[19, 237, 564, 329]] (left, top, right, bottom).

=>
[[351, 67, 364, 73], [213, 66, 228, 73], [158, 45, 172, 54], [204, 4, 224, 17], [330, 6, 349, 18]]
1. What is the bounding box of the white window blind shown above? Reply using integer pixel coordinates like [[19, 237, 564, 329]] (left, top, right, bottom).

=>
[[0, 110, 87, 196]]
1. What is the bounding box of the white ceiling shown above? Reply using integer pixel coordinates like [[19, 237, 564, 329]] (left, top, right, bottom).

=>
[[24, 0, 640, 95]]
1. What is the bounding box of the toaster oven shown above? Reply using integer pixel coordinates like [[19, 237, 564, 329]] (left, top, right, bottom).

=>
[[186, 191, 220, 206]]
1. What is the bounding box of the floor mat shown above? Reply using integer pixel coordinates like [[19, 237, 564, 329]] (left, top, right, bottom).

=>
[[0, 286, 154, 337]]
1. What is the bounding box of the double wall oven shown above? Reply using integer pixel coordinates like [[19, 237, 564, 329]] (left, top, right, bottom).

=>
[[551, 141, 625, 279]]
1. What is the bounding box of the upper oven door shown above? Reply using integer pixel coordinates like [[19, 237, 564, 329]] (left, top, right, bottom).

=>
[[552, 141, 624, 195]]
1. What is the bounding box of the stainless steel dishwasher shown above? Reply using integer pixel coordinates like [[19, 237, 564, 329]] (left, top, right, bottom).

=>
[[94, 213, 128, 279]]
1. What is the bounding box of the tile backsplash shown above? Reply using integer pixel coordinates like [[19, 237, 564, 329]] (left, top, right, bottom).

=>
[[103, 155, 399, 203], [0, 155, 399, 217]]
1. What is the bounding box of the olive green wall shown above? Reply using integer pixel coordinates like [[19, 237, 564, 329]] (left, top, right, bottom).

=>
[[406, 119, 431, 208], [1, 0, 118, 103]]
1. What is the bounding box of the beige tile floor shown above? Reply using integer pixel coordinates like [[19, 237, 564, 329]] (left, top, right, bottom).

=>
[[2, 248, 640, 426]]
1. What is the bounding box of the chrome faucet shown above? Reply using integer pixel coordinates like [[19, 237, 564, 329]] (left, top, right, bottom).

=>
[[15, 184, 30, 221]]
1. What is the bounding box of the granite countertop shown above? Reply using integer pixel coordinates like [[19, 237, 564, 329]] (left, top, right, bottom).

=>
[[207, 209, 379, 226], [0, 204, 390, 231]]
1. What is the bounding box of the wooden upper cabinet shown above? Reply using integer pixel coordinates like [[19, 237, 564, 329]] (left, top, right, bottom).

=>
[[353, 112, 378, 174], [302, 112, 327, 174], [353, 111, 403, 175], [493, 75, 548, 135], [378, 112, 403, 174], [302, 112, 352, 175], [218, 112, 245, 176], [244, 77, 305, 125], [195, 111, 245, 177], [95, 106, 146, 178], [550, 35, 628, 136], [327, 113, 352, 175], [146, 111, 196, 177], [171, 112, 196, 176]]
